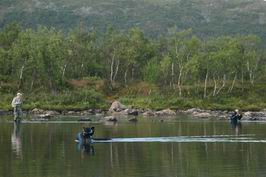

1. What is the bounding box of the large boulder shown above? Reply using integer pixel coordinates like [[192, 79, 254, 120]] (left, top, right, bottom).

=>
[[31, 108, 45, 114], [109, 101, 127, 112]]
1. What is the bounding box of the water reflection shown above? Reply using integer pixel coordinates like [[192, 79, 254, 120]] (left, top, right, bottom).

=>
[[230, 119, 242, 135], [2, 118, 266, 177], [76, 142, 95, 157], [11, 122, 22, 159]]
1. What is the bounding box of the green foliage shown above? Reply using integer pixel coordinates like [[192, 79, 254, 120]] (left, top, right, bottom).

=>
[[0, 23, 266, 111], [143, 58, 160, 83], [12, 89, 107, 111]]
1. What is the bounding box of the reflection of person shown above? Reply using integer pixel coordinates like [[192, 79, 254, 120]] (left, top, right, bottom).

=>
[[234, 122, 242, 135], [11, 93, 23, 122], [81, 144, 95, 156], [11, 122, 22, 158]]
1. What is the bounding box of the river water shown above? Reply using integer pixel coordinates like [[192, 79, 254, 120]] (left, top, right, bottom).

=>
[[0, 115, 266, 177]]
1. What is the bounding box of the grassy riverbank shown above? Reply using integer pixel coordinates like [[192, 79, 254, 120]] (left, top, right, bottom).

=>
[[1, 81, 265, 112]]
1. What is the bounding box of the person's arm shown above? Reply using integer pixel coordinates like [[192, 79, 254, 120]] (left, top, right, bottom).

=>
[[230, 112, 235, 119], [237, 114, 242, 120], [11, 97, 16, 108]]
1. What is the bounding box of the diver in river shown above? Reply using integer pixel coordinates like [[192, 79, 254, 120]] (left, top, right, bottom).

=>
[[82, 127, 95, 139], [230, 109, 242, 134], [76, 127, 95, 144], [230, 109, 242, 122]]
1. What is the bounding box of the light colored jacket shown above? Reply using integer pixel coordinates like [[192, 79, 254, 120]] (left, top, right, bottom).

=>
[[11, 96, 22, 108]]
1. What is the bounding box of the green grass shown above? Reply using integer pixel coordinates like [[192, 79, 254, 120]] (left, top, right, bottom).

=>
[[1, 81, 265, 112]]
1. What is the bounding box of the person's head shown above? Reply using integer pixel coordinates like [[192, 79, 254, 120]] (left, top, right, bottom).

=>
[[235, 109, 239, 113], [91, 127, 95, 130], [17, 93, 22, 97]]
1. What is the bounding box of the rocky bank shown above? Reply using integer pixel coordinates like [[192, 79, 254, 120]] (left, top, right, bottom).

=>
[[1, 101, 266, 121]]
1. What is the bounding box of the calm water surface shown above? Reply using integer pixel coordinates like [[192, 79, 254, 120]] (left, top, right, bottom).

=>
[[0, 115, 266, 177]]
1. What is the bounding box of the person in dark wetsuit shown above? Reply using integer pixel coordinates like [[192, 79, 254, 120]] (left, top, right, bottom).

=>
[[82, 127, 95, 141], [230, 109, 242, 129], [76, 127, 95, 144]]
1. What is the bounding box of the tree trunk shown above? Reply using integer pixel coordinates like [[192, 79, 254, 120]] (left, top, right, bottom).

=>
[[124, 68, 128, 86], [216, 74, 226, 95], [18, 65, 25, 90], [171, 62, 174, 89], [30, 69, 36, 91], [212, 76, 217, 96], [131, 67, 135, 81], [110, 52, 115, 86], [246, 60, 254, 85], [228, 74, 237, 93], [241, 69, 244, 91], [177, 65, 183, 97], [113, 60, 120, 82], [62, 64, 67, 79], [204, 69, 208, 98]]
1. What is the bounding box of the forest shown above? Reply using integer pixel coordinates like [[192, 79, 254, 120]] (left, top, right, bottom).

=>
[[1, 0, 266, 42], [0, 23, 266, 111]]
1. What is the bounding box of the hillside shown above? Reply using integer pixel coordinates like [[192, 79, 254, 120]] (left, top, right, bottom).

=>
[[1, 0, 266, 40]]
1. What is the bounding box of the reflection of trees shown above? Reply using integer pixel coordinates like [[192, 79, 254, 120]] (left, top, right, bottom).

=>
[[1, 122, 266, 177], [99, 122, 265, 177]]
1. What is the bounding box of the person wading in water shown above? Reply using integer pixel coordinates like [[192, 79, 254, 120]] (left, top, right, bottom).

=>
[[82, 127, 95, 140], [11, 93, 23, 123], [230, 109, 242, 132]]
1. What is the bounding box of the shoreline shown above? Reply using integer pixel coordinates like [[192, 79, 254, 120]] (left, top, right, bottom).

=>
[[1, 107, 266, 121]]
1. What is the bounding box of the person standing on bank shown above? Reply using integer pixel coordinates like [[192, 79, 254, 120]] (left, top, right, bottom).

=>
[[11, 93, 23, 122]]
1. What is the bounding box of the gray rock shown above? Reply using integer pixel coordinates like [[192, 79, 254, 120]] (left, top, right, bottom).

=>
[[109, 101, 127, 112], [143, 110, 155, 116], [121, 108, 139, 116], [185, 108, 203, 114], [242, 111, 266, 120], [155, 109, 176, 116], [31, 108, 45, 114], [192, 112, 211, 118], [67, 111, 76, 115], [44, 110, 60, 116]]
